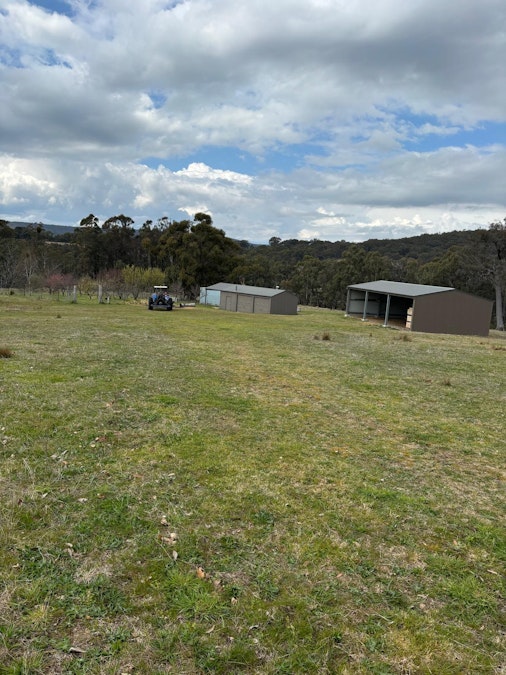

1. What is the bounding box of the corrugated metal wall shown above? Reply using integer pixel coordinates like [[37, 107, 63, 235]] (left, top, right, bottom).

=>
[[219, 290, 298, 315], [270, 293, 299, 315], [413, 291, 492, 336]]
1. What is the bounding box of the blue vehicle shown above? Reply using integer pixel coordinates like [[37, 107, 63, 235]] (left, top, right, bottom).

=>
[[148, 286, 173, 311]]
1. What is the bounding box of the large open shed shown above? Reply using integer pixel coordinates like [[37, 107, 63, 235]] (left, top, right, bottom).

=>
[[202, 283, 299, 315], [346, 280, 492, 336]]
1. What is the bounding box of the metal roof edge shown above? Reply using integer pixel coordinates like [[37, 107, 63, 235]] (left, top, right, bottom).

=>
[[205, 282, 292, 297], [347, 280, 455, 297]]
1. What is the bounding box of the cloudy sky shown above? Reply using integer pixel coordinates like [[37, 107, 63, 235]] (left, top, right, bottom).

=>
[[1, 0, 505, 243]]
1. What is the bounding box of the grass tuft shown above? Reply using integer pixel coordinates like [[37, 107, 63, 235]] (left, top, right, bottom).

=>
[[0, 346, 14, 358]]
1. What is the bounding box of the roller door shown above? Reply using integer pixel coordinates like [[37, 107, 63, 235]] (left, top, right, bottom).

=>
[[254, 297, 270, 314], [237, 295, 254, 313], [225, 294, 236, 311]]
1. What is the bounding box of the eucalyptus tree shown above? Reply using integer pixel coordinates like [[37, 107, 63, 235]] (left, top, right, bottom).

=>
[[140, 216, 177, 269], [476, 220, 506, 330], [101, 214, 137, 268], [0, 219, 14, 238], [290, 256, 323, 306], [188, 213, 241, 287], [0, 239, 21, 288], [158, 214, 240, 297], [74, 214, 107, 276], [418, 247, 479, 293]]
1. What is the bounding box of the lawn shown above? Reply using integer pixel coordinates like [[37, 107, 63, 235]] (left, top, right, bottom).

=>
[[0, 293, 504, 674]]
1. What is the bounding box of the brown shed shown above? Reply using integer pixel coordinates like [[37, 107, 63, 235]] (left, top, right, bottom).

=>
[[206, 283, 299, 315], [346, 281, 492, 336]]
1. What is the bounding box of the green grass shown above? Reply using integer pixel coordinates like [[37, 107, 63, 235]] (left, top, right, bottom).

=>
[[0, 293, 504, 674]]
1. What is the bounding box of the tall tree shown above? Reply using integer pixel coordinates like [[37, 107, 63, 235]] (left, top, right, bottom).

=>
[[0, 239, 21, 288], [158, 219, 193, 290], [74, 214, 106, 276], [79, 214, 99, 229], [290, 256, 323, 306], [0, 219, 14, 238], [476, 219, 506, 330], [137, 218, 173, 269], [102, 214, 137, 268], [158, 215, 240, 297], [418, 247, 479, 293], [188, 214, 241, 287]]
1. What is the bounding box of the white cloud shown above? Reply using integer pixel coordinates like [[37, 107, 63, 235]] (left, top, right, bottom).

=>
[[0, 0, 505, 241], [175, 163, 252, 185], [298, 228, 321, 241]]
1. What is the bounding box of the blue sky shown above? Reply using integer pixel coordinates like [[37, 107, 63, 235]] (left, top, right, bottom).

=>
[[0, 0, 505, 243], [24, 0, 73, 15]]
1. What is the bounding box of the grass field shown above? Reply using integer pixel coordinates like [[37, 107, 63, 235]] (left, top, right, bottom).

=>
[[0, 293, 504, 674]]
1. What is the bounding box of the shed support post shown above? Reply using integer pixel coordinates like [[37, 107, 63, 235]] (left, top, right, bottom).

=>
[[345, 288, 351, 316], [383, 294, 391, 327], [362, 291, 369, 321]]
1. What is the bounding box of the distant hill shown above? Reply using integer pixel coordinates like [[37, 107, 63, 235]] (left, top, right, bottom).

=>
[[361, 229, 481, 262], [3, 220, 483, 263], [5, 221, 76, 235]]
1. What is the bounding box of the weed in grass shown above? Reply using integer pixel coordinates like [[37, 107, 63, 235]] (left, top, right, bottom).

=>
[[151, 626, 179, 664], [106, 625, 132, 654], [252, 509, 275, 527], [253, 570, 280, 600], [193, 638, 259, 673], [0, 652, 45, 674], [321, 331, 331, 340], [162, 568, 231, 621]]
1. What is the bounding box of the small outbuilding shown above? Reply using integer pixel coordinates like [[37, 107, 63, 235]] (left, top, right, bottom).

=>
[[202, 283, 299, 315], [346, 280, 492, 336], [199, 286, 221, 306]]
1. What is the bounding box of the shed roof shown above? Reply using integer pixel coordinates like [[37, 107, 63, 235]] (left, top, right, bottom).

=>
[[205, 282, 289, 298], [348, 280, 454, 298]]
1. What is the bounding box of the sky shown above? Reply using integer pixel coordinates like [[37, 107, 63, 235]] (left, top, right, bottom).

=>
[[0, 0, 505, 243]]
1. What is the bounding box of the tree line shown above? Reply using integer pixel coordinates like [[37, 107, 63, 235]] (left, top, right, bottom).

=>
[[1, 214, 504, 329]]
